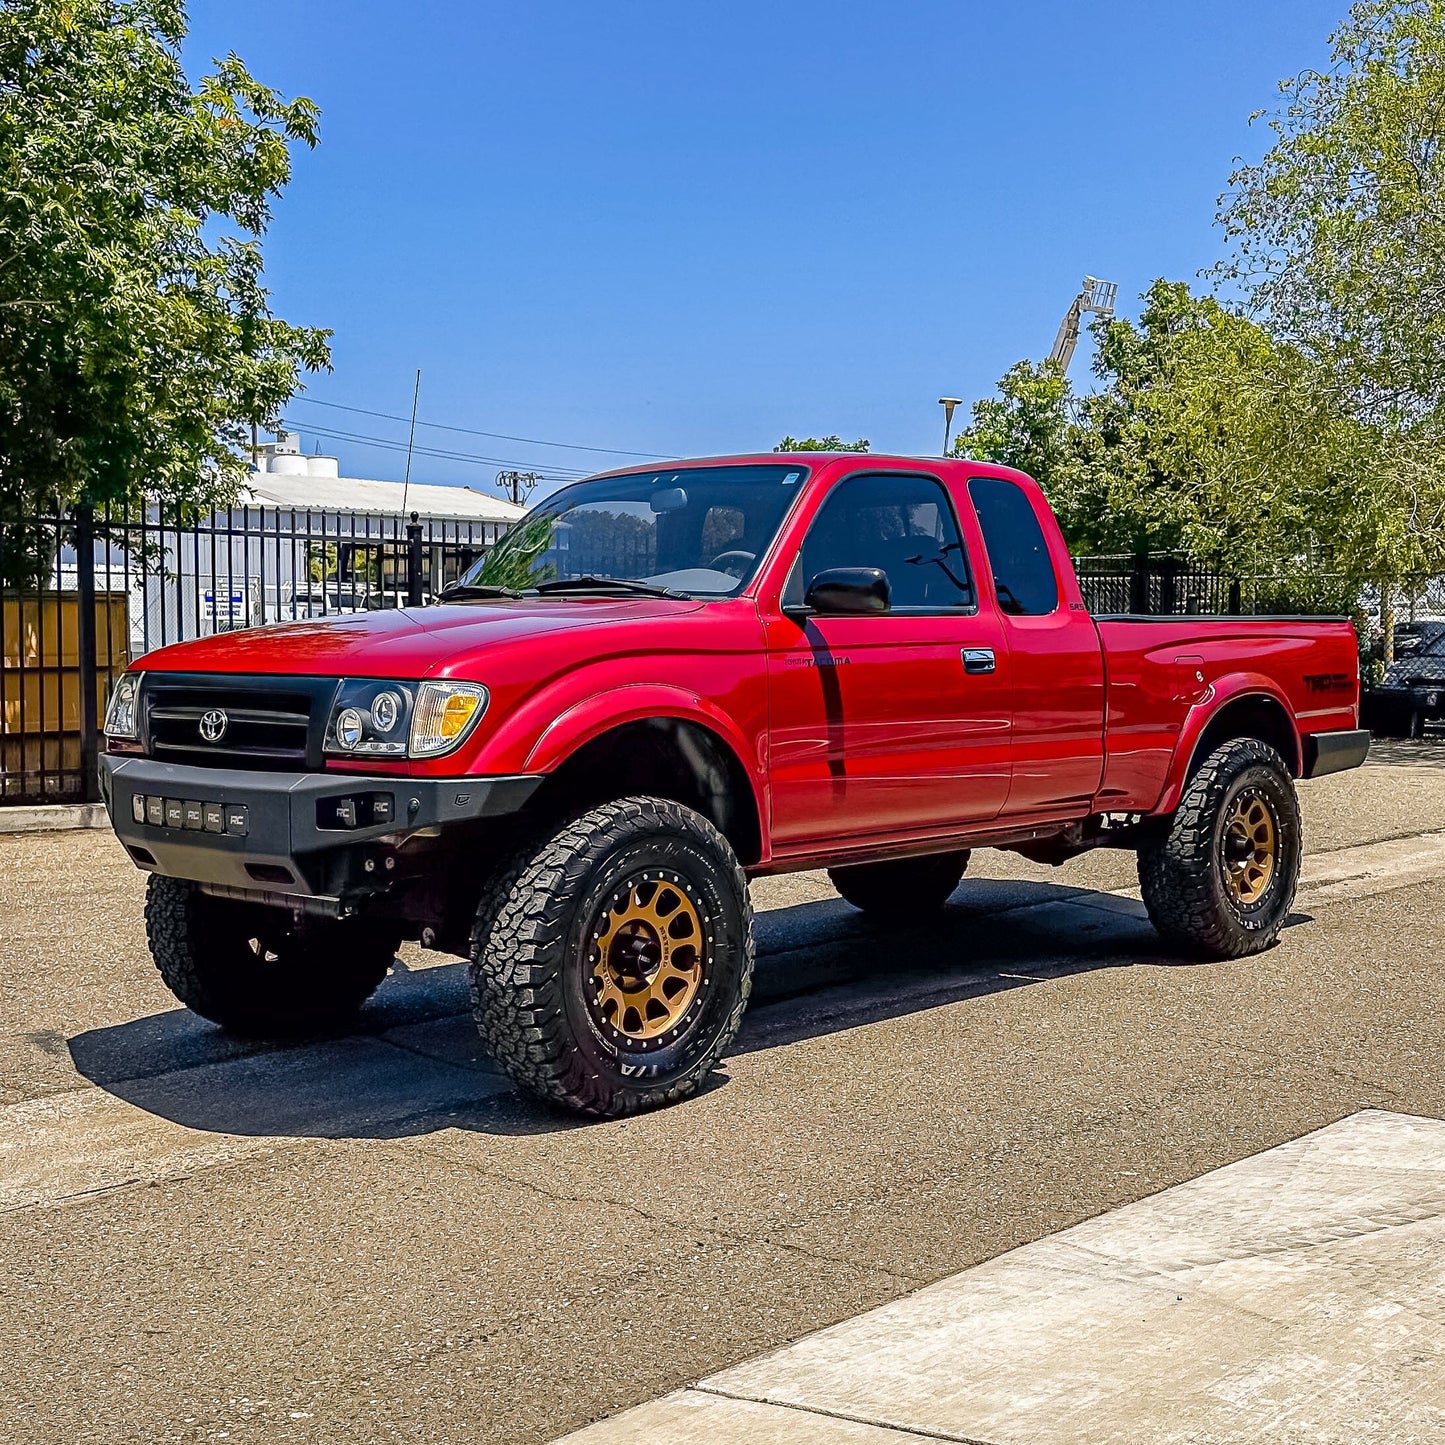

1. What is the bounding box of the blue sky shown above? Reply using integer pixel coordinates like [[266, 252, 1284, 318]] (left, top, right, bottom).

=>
[[187, 1, 1341, 496]]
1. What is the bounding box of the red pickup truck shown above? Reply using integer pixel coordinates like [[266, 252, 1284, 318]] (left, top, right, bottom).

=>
[[100, 454, 1367, 1116]]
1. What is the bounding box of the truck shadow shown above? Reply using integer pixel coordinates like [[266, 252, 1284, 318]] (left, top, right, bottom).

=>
[[67, 877, 1309, 1141]]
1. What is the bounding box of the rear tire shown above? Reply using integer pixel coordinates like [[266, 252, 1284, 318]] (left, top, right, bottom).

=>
[[469, 796, 753, 1117], [1137, 738, 1301, 960], [828, 850, 970, 919], [144, 876, 399, 1035]]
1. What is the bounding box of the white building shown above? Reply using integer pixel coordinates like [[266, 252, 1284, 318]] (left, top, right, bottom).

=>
[[83, 434, 530, 660]]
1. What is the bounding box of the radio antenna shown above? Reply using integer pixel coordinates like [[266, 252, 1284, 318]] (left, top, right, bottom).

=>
[[400, 368, 422, 516]]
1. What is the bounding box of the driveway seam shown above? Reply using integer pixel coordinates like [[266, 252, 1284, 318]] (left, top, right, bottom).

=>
[[690, 1385, 1001, 1444]]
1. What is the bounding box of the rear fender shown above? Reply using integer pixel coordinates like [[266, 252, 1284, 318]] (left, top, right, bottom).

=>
[[1154, 674, 1301, 816]]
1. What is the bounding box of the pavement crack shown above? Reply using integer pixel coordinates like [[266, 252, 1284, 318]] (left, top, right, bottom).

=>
[[402, 1139, 928, 1288]]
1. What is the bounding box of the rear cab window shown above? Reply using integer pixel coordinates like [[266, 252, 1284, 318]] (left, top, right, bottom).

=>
[[966, 476, 1059, 616]]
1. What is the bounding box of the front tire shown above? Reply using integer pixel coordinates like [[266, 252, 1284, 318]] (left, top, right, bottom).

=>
[[828, 850, 970, 919], [144, 876, 399, 1035], [1138, 738, 1301, 959], [469, 797, 753, 1117]]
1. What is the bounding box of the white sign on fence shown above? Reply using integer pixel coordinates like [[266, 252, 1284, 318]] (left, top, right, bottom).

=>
[[203, 589, 247, 622]]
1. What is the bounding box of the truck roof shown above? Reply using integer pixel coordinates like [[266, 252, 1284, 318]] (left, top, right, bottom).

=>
[[589, 452, 1035, 484]]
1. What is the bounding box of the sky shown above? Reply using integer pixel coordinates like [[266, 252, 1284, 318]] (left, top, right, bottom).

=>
[[186, 0, 1344, 498]]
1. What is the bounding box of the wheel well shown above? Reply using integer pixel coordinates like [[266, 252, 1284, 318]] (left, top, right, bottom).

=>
[[525, 718, 763, 866], [1189, 693, 1301, 779]]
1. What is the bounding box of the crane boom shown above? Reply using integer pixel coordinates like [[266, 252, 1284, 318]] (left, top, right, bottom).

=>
[[1048, 276, 1118, 375]]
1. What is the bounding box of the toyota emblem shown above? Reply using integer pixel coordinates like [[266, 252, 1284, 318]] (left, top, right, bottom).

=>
[[198, 708, 229, 744]]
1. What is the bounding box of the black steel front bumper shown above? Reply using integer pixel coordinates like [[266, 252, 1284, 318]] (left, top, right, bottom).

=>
[[98, 754, 541, 902]]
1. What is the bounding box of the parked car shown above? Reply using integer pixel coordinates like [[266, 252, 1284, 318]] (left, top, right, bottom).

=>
[[99, 454, 1367, 1116], [1365, 624, 1445, 737]]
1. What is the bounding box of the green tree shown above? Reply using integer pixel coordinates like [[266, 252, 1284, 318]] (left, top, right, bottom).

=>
[[1217, 0, 1445, 646], [0, 0, 330, 586], [952, 360, 1071, 492], [959, 280, 1378, 603], [1218, 0, 1445, 427], [774, 435, 870, 452]]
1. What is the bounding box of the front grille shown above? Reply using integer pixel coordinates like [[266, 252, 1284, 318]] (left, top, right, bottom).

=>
[[142, 674, 338, 770]]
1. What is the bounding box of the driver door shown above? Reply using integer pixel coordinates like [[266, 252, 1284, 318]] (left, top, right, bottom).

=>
[[764, 471, 1012, 851]]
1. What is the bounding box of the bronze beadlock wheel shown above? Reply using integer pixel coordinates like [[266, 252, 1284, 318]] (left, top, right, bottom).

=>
[[588, 871, 711, 1044], [1220, 788, 1277, 907], [468, 796, 753, 1116], [1137, 736, 1302, 960]]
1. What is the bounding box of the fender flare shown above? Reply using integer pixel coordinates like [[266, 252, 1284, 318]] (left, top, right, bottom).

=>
[[1154, 673, 1302, 816], [522, 683, 768, 837]]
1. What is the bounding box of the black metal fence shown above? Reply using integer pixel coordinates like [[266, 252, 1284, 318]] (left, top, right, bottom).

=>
[[0, 516, 1395, 807], [1072, 553, 1352, 617], [1, 503, 506, 805]]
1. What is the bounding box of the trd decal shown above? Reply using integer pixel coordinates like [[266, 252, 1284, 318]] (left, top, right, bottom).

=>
[[1303, 672, 1353, 693]]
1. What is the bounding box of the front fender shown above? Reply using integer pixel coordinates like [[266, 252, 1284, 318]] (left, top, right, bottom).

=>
[[511, 684, 768, 836], [1154, 673, 1301, 816]]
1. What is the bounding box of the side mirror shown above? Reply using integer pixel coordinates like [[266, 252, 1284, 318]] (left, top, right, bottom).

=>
[[804, 567, 890, 615]]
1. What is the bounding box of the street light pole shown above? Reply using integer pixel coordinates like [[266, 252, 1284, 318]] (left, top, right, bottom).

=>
[[938, 398, 962, 457]]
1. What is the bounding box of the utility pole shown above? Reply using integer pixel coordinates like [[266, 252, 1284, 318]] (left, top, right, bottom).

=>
[[497, 470, 541, 506]]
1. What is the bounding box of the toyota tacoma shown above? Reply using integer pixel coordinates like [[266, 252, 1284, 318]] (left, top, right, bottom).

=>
[[99, 455, 1368, 1115]]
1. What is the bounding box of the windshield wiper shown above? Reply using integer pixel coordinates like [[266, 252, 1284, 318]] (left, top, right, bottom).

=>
[[438, 582, 525, 600], [531, 576, 690, 600]]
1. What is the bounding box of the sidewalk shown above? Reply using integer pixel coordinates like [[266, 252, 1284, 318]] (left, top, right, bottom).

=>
[[0, 802, 108, 834], [560, 1110, 1445, 1443]]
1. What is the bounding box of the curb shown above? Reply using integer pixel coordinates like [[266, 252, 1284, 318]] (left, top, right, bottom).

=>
[[0, 803, 110, 835]]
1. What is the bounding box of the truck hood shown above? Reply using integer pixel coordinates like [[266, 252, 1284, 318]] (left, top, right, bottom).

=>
[[137, 597, 706, 679]]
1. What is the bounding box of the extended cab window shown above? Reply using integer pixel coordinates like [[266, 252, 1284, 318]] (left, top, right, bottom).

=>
[[789, 473, 974, 612], [967, 477, 1059, 616]]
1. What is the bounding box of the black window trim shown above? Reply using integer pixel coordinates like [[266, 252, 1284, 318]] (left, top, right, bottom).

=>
[[965, 473, 1062, 619], [784, 467, 980, 618]]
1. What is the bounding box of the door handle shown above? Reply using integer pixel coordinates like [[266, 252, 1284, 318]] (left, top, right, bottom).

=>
[[962, 647, 996, 675]]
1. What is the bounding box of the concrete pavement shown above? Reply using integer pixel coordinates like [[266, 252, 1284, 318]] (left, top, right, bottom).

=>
[[3, 760, 1445, 1441], [561, 1109, 1445, 1443]]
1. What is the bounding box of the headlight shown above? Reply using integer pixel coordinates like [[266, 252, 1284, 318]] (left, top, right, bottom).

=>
[[323, 679, 488, 760], [103, 672, 143, 740]]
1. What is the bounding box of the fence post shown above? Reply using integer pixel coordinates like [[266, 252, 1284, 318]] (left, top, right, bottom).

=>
[[1128, 554, 1149, 614], [74, 503, 100, 803], [406, 511, 424, 607]]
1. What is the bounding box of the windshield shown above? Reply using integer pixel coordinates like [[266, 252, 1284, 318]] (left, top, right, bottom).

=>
[[455, 463, 809, 598]]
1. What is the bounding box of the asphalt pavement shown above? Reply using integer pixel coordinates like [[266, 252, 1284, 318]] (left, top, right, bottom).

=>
[[3, 756, 1445, 1442]]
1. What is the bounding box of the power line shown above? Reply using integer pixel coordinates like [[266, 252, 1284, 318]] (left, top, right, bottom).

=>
[[289, 394, 665, 459], [281, 420, 593, 479]]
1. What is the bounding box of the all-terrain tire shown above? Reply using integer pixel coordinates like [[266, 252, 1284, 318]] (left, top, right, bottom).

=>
[[828, 850, 971, 919], [468, 796, 753, 1117], [1137, 738, 1301, 960], [144, 875, 399, 1035]]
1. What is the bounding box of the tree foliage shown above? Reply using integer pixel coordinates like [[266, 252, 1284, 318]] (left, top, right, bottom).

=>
[[960, 2, 1445, 622], [1218, 0, 1445, 427], [773, 435, 870, 452], [0, 0, 330, 584], [1216, 0, 1445, 618], [957, 280, 1377, 601]]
